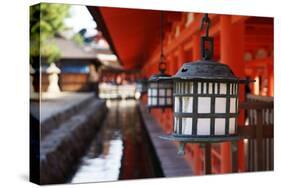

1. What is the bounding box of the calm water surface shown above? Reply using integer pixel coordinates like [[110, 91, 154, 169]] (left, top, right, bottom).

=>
[[70, 100, 162, 183]]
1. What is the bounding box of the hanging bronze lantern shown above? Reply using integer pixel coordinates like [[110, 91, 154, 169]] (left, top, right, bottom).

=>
[[147, 12, 173, 110], [160, 14, 253, 154]]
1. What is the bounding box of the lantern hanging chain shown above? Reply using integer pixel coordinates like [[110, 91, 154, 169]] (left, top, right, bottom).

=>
[[200, 13, 214, 60], [200, 13, 211, 38], [159, 11, 166, 74]]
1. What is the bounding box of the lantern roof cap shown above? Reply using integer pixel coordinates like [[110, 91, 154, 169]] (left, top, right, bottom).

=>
[[172, 60, 238, 81], [148, 72, 171, 82]]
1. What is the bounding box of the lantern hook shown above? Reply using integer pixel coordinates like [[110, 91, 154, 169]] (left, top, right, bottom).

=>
[[200, 13, 214, 60], [200, 13, 211, 38]]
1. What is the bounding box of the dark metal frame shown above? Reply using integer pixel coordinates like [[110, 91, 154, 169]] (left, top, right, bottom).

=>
[[167, 79, 240, 140], [148, 78, 173, 109], [147, 11, 173, 110]]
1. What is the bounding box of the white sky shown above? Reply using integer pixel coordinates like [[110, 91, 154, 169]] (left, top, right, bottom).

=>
[[64, 5, 98, 37]]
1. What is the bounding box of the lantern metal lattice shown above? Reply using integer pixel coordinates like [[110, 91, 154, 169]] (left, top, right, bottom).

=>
[[162, 61, 240, 142], [148, 73, 173, 109], [159, 14, 253, 154], [147, 12, 173, 110]]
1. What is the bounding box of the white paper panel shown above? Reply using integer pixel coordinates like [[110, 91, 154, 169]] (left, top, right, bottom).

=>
[[220, 83, 227, 94], [159, 89, 165, 96], [167, 89, 172, 96], [148, 97, 151, 105], [148, 89, 151, 96], [152, 89, 157, 96], [230, 98, 236, 113], [182, 97, 193, 113], [215, 118, 226, 135], [174, 117, 179, 133], [159, 98, 165, 105], [203, 82, 207, 94], [215, 98, 226, 113], [175, 118, 180, 133], [198, 97, 211, 113], [198, 82, 201, 94], [214, 83, 218, 94], [174, 97, 180, 112], [152, 98, 157, 105], [229, 118, 236, 134], [167, 98, 172, 105], [182, 118, 192, 135], [197, 118, 211, 135], [209, 83, 213, 94]]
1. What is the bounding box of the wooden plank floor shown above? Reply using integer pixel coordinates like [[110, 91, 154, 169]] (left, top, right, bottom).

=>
[[138, 104, 194, 177]]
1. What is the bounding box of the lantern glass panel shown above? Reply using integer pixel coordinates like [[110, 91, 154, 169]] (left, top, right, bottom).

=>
[[214, 83, 218, 94], [148, 89, 151, 96], [198, 82, 202, 94], [198, 97, 211, 113], [203, 82, 207, 94], [182, 97, 193, 113], [215, 97, 226, 113], [214, 118, 226, 135], [229, 118, 236, 134], [152, 88, 158, 96], [182, 118, 192, 135], [167, 89, 172, 96], [159, 89, 165, 96], [175, 97, 180, 112], [167, 97, 172, 105], [230, 98, 236, 113], [159, 98, 165, 105], [174, 117, 180, 133], [197, 118, 211, 135], [220, 83, 227, 94], [208, 82, 213, 94], [153, 97, 158, 105]]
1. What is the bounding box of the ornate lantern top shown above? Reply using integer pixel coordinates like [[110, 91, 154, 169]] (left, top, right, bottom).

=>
[[148, 72, 171, 82], [172, 60, 238, 81]]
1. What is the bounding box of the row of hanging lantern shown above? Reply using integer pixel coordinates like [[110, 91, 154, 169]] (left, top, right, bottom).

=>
[[147, 13, 254, 154], [147, 12, 173, 110]]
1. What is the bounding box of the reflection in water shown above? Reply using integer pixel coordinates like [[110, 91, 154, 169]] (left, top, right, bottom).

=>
[[70, 99, 161, 183]]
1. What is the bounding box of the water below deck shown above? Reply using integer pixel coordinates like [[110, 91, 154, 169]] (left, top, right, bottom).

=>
[[69, 99, 163, 183]]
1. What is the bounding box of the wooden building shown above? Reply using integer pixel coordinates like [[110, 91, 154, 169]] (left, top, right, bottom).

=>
[[90, 7, 273, 174], [51, 37, 101, 92]]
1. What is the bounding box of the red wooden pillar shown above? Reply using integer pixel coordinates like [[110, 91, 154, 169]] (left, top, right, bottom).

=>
[[192, 32, 202, 175], [267, 60, 274, 96], [220, 15, 245, 173], [192, 34, 201, 60], [178, 46, 185, 69]]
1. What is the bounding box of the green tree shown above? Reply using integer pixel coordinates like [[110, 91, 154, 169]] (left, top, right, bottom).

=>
[[30, 3, 70, 65], [72, 32, 84, 46]]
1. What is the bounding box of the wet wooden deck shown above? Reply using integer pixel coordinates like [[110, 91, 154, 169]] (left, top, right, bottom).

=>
[[139, 104, 194, 177]]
